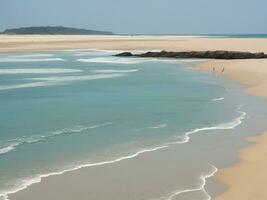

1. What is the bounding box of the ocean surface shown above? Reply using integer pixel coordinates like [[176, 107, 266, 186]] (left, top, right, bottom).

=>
[[205, 34, 267, 38], [0, 50, 267, 200]]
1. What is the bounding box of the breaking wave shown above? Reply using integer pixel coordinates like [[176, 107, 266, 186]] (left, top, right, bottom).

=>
[[0, 74, 125, 91], [77, 57, 145, 64], [156, 164, 218, 200], [10, 54, 54, 58], [0, 58, 64, 62], [212, 97, 225, 102], [92, 69, 139, 73], [140, 124, 168, 130], [0, 107, 246, 200], [0, 122, 113, 156], [0, 68, 82, 75]]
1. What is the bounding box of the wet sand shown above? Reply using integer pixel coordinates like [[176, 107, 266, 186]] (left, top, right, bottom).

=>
[[198, 59, 267, 99], [198, 59, 267, 200], [215, 132, 267, 200], [7, 131, 243, 200]]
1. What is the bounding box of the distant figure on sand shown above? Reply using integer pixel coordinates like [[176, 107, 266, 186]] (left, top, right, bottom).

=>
[[222, 67, 225, 73], [213, 67, 215, 72]]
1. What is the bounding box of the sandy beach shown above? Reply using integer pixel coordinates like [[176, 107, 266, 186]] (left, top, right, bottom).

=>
[[198, 59, 267, 99], [214, 132, 267, 200], [1, 35, 267, 200], [198, 59, 267, 200], [1, 35, 267, 53]]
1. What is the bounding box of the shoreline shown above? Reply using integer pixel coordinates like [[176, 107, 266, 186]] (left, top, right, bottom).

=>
[[214, 131, 267, 200], [196, 59, 267, 200], [4, 104, 248, 200], [197, 59, 267, 99], [5, 56, 267, 200], [1, 36, 267, 199]]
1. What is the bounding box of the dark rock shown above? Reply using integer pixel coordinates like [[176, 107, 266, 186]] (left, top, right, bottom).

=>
[[115, 52, 134, 57], [115, 50, 267, 60]]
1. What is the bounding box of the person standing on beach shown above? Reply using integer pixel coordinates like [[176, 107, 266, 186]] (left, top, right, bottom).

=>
[[222, 67, 225, 73]]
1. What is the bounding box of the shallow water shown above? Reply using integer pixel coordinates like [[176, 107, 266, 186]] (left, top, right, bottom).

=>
[[0, 50, 267, 200]]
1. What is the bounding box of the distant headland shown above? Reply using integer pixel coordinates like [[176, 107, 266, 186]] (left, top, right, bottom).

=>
[[0, 26, 114, 35]]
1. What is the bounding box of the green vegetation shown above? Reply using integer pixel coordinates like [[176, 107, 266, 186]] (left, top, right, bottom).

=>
[[1, 26, 114, 35]]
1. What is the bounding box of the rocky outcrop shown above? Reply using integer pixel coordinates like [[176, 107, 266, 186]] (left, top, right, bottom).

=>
[[116, 52, 133, 57], [115, 50, 267, 60]]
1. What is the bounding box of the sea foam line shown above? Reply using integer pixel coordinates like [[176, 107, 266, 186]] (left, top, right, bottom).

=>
[[147, 124, 167, 129], [67, 49, 160, 54], [92, 69, 139, 73], [0, 68, 82, 75], [156, 164, 218, 200], [1, 107, 246, 200], [212, 97, 225, 102], [174, 110, 247, 144], [0, 74, 125, 91], [73, 50, 122, 57], [1, 108, 245, 156], [139, 123, 167, 130], [0, 143, 19, 155], [0, 145, 169, 200], [0, 122, 113, 156], [10, 54, 54, 58], [0, 81, 56, 90], [0, 58, 65, 62], [77, 57, 145, 64], [52, 122, 113, 136], [0, 81, 56, 91], [27, 74, 125, 82]]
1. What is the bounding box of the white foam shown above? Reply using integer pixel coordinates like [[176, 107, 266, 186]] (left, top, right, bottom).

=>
[[28, 74, 125, 82], [157, 164, 218, 200], [0, 82, 56, 91], [68, 49, 160, 54], [212, 97, 225, 102], [52, 122, 113, 136], [0, 58, 64, 62], [143, 124, 167, 130], [11, 54, 54, 58], [0, 137, 42, 156], [92, 69, 139, 73], [0, 123, 113, 156], [0, 107, 246, 200], [136, 123, 167, 131], [0, 68, 82, 75], [87, 122, 113, 129], [1, 109, 244, 155], [165, 107, 246, 146], [0, 143, 19, 155], [148, 124, 167, 129], [0, 74, 125, 91], [0, 145, 168, 200], [77, 57, 144, 64], [180, 110, 246, 143], [73, 50, 122, 57]]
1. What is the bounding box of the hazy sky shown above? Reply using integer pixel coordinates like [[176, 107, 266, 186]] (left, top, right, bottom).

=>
[[1, 0, 266, 34]]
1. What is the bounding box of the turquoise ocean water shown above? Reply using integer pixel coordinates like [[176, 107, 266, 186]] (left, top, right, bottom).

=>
[[0, 50, 267, 200]]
